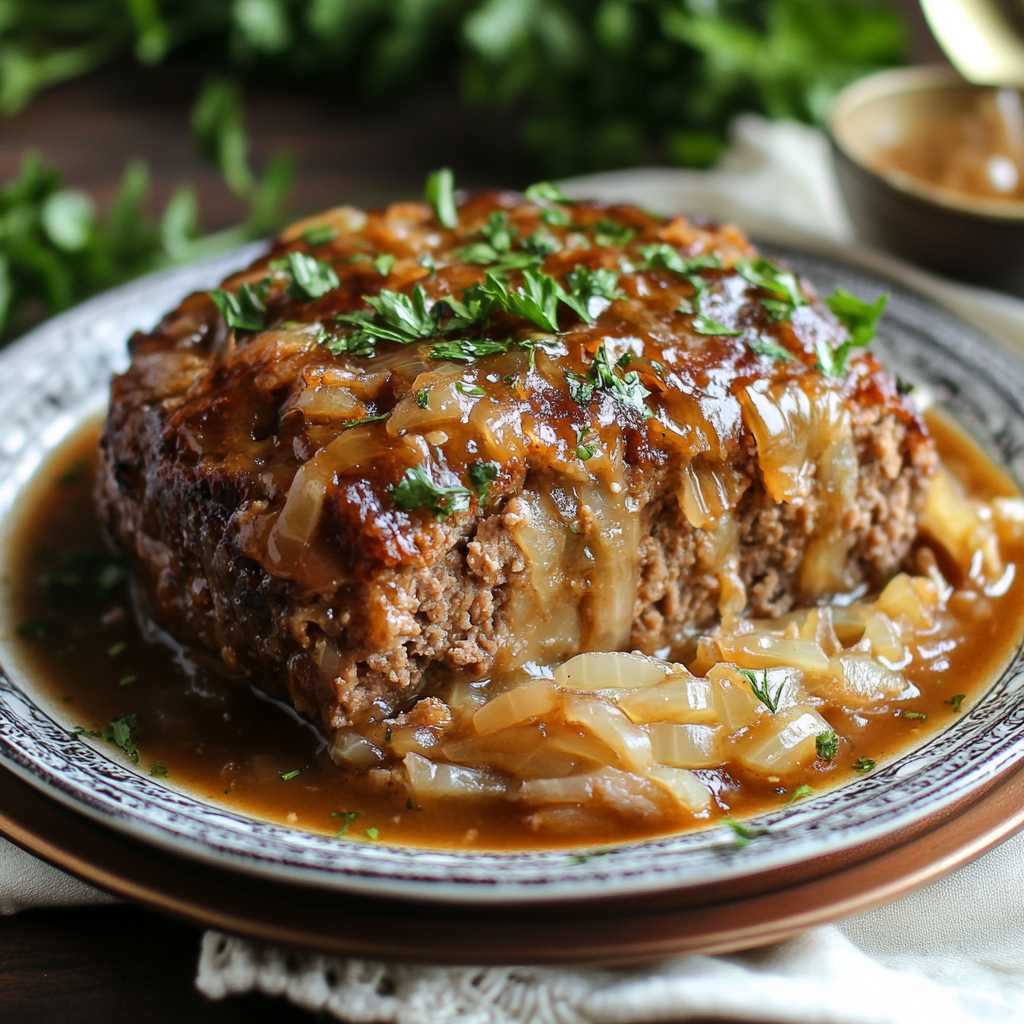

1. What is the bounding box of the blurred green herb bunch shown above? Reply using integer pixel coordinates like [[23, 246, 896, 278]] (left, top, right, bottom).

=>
[[4, 0, 905, 173], [0, 0, 906, 338], [0, 77, 292, 338]]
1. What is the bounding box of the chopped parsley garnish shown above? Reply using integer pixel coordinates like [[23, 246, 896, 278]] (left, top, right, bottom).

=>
[[417, 251, 435, 273], [902, 710, 928, 720], [483, 268, 563, 332], [638, 244, 721, 276], [430, 337, 510, 363], [118, 674, 137, 687], [425, 167, 458, 229], [468, 461, 499, 502], [748, 337, 794, 361], [565, 264, 620, 320], [149, 762, 168, 778], [737, 667, 785, 713], [523, 227, 561, 257], [787, 784, 813, 804], [540, 206, 572, 227], [593, 219, 637, 247], [74, 713, 139, 763], [209, 282, 266, 331], [816, 729, 839, 762], [390, 465, 472, 520], [373, 252, 396, 276], [575, 425, 596, 461], [415, 389, 430, 409], [455, 381, 486, 396], [722, 817, 765, 849], [332, 810, 360, 836], [816, 288, 887, 377], [947, 694, 966, 712], [569, 851, 609, 864], [853, 757, 876, 773], [365, 827, 380, 840], [284, 251, 340, 300], [692, 314, 741, 336], [334, 283, 437, 350], [564, 343, 651, 417], [735, 257, 805, 308], [524, 180, 574, 204], [279, 767, 304, 780], [107, 641, 126, 657], [342, 413, 389, 431], [303, 225, 337, 246]]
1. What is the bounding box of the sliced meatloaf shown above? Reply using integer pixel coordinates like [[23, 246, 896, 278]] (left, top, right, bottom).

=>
[[97, 188, 936, 737]]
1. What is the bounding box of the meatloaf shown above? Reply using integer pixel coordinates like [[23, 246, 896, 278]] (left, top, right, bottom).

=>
[[97, 185, 936, 739]]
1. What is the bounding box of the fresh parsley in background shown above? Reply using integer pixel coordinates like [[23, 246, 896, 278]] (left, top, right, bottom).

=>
[[2, 0, 906, 177], [0, 77, 292, 340], [0, 0, 906, 341]]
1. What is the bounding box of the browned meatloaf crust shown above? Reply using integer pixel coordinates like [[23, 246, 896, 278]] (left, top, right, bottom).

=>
[[97, 191, 936, 737]]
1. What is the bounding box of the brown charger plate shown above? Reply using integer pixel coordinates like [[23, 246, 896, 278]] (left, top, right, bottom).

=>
[[2, 758, 1023, 965]]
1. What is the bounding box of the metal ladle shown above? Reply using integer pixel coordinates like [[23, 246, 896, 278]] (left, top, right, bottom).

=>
[[920, 0, 1024, 191]]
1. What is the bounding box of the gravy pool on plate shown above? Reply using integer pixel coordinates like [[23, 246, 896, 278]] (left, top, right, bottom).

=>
[[6, 409, 1024, 851]]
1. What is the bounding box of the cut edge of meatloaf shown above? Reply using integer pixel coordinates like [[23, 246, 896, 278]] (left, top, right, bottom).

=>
[[97, 367, 933, 735]]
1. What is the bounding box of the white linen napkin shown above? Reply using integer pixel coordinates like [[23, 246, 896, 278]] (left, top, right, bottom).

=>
[[7, 113, 1024, 1022]]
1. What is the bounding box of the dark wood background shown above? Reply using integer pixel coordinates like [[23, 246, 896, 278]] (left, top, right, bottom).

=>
[[0, 5, 946, 1020]]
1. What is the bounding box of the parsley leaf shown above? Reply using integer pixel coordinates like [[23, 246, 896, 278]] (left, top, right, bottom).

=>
[[947, 694, 966, 712], [735, 257, 805, 307], [853, 757, 876, 773], [425, 167, 458, 229], [593, 219, 637, 247], [722, 817, 765, 849], [565, 342, 651, 417], [816, 729, 839, 762], [365, 827, 380, 840], [748, 337, 794, 361], [209, 282, 266, 331], [524, 181, 574, 204], [429, 337, 510, 362], [816, 288, 887, 376], [390, 465, 472, 520], [540, 207, 572, 227], [149, 761, 168, 778], [639, 244, 721, 276], [75, 713, 140, 763], [303, 225, 337, 246], [468, 461, 499, 502], [566, 264, 620, 320], [787, 784, 813, 804], [334, 283, 437, 352], [737, 668, 785, 713], [902, 710, 928, 720], [373, 252, 396, 276], [279, 767, 304, 780], [342, 413, 389, 430], [499, 269, 562, 332], [692, 314, 741, 336], [575, 425, 597, 460], [415, 389, 430, 409], [523, 227, 561, 257], [332, 810, 360, 836], [456, 381, 486, 396], [285, 251, 339, 300]]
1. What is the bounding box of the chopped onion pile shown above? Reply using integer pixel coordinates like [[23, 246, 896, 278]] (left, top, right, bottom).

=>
[[326, 564, 969, 828]]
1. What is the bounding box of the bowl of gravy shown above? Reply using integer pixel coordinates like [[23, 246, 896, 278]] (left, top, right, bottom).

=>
[[830, 65, 1024, 295]]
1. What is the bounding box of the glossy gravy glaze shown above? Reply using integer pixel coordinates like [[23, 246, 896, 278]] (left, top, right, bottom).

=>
[[4, 410, 1024, 851]]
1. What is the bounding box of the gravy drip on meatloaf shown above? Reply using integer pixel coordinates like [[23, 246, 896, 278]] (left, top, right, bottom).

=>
[[97, 192, 935, 735]]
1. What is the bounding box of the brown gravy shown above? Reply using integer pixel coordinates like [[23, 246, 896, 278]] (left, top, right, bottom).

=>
[[4, 413, 1024, 851]]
